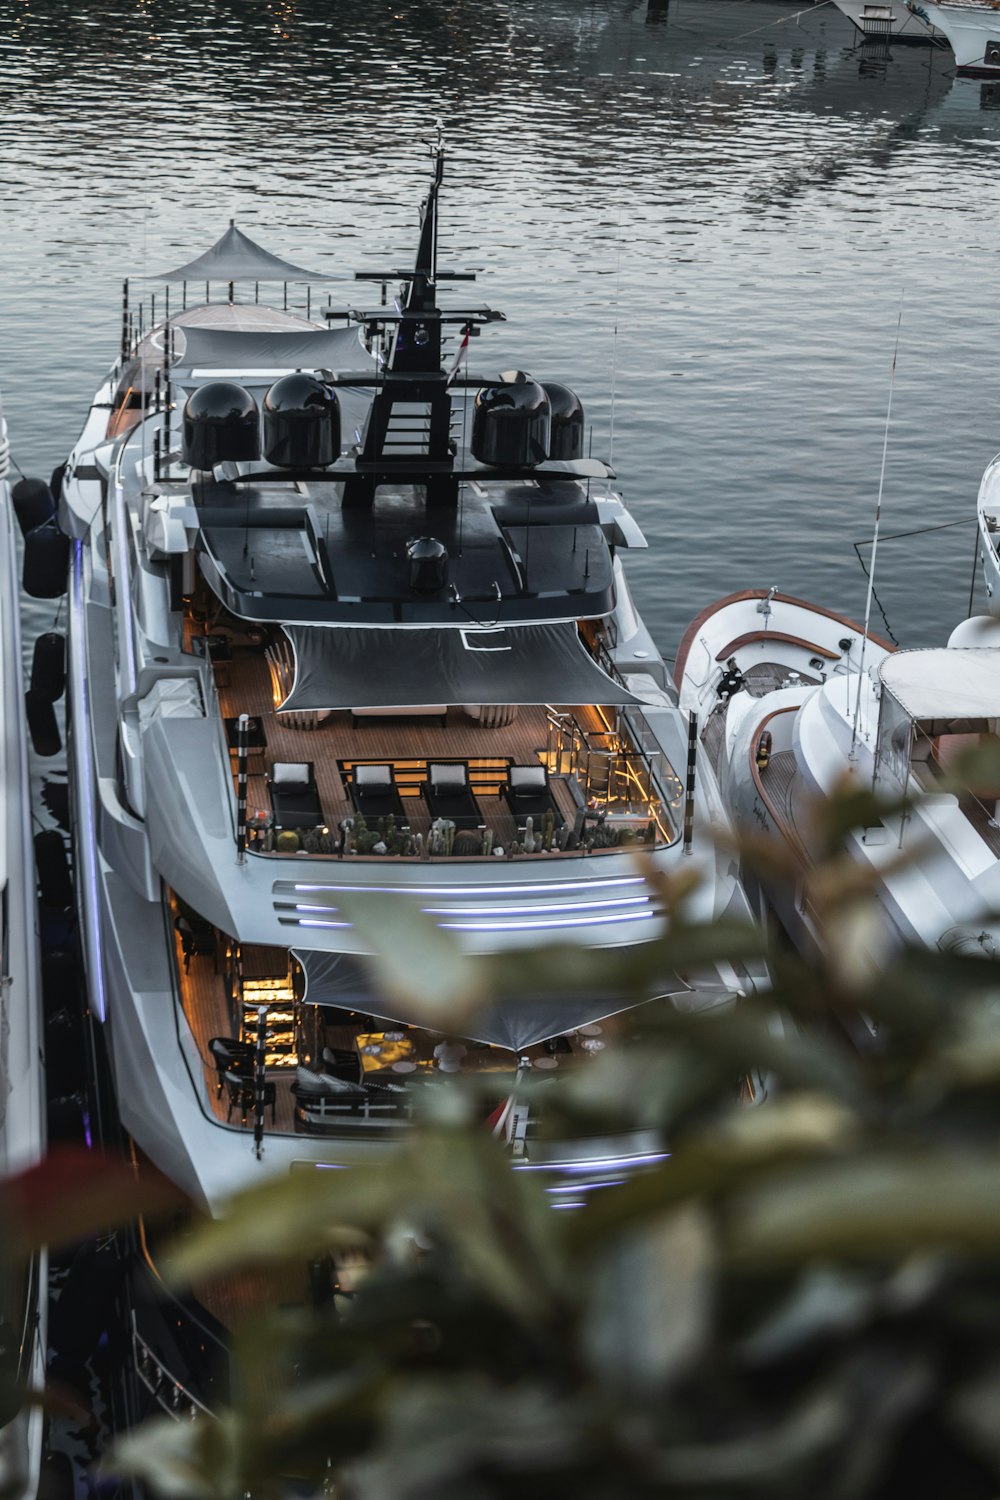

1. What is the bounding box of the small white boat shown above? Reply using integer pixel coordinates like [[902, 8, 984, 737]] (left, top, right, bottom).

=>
[[830, 0, 945, 43], [900, 0, 1000, 71], [977, 453, 1000, 602], [0, 395, 47, 1500], [677, 589, 1000, 967]]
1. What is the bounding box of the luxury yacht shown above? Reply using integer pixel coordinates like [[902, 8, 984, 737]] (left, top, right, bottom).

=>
[[0, 395, 47, 1500], [54, 148, 766, 1249], [676, 589, 1000, 967]]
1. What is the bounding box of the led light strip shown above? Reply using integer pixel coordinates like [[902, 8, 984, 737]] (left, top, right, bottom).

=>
[[281, 875, 649, 898]]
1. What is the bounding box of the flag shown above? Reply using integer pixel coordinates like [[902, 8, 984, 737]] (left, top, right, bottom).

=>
[[446, 324, 471, 386]]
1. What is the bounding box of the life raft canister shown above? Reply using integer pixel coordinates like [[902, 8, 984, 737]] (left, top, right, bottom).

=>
[[755, 729, 772, 773]]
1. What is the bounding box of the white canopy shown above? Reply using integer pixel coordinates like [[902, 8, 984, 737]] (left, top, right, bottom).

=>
[[879, 649, 1000, 724]]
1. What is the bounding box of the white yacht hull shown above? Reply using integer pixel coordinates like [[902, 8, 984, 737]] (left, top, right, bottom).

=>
[[0, 410, 47, 1500], [830, 0, 945, 42], [65, 550, 743, 1208], [909, 0, 1000, 70], [62, 373, 763, 1220]]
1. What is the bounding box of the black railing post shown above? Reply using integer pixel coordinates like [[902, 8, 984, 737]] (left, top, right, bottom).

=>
[[683, 711, 698, 854], [236, 713, 249, 863], [121, 279, 130, 360], [253, 1005, 267, 1160]]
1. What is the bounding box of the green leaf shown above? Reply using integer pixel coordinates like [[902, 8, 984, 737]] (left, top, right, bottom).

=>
[[335, 889, 487, 1029], [583, 1204, 712, 1391], [107, 1412, 244, 1500], [724, 1153, 1000, 1266]]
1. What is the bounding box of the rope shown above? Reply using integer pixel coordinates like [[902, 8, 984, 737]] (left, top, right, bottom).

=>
[[851, 516, 979, 647]]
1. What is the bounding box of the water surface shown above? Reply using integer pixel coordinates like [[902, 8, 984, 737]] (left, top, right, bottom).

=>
[[0, 0, 995, 656]]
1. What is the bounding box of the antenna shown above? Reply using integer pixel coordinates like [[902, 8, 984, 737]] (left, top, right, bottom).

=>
[[850, 298, 903, 761], [608, 194, 624, 468]]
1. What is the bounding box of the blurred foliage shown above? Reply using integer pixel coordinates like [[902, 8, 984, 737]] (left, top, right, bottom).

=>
[[88, 758, 1000, 1498]]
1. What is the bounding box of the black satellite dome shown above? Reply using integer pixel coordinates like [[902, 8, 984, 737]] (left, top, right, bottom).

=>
[[262, 373, 341, 469], [542, 382, 584, 461], [182, 382, 260, 470], [406, 536, 449, 593], [471, 370, 551, 468]]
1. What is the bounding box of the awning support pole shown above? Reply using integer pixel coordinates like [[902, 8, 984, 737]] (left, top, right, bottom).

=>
[[121, 279, 130, 360], [253, 1005, 267, 1160]]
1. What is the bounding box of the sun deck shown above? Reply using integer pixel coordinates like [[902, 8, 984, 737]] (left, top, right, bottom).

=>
[[182, 606, 680, 859]]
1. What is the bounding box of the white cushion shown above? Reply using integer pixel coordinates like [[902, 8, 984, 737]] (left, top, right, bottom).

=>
[[355, 764, 391, 788], [318, 1072, 365, 1095], [510, 765, 546, 790], [272, 762, 311, 786], [296, 1066, 327, 1091], [431, 764, 466, 789]]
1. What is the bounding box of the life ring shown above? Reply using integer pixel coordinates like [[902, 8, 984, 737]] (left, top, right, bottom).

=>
[[755, 729, 772, 772]]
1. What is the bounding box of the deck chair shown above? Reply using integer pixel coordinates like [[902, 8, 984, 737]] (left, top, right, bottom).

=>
[[422, 762, 484, 830], [208, 1036, 255, 1098], [268, 761, 323, 830], [501, 764, 564, 833], [349, 764, 410, 828]]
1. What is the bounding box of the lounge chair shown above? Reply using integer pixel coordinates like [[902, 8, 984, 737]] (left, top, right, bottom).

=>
[[422, 762, 484, 830], [349, 764, 410, 828], [501, 764, 563, 833], [268, 761, 324, 830]]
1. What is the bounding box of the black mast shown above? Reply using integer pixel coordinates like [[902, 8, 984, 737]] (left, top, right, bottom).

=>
[[345, 143, 487, 507]]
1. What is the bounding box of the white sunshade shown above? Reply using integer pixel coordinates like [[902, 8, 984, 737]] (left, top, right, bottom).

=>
[[879, 649, 1000, 724]]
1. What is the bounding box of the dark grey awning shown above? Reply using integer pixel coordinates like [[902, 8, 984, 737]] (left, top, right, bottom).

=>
[[154, 222, 331, 282], [280, 623, 641, 713], [294, 949, 645, 1050], [176, 324, 365, 372]]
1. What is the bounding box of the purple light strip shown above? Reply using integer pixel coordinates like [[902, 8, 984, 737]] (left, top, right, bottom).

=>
[[287, 875, 648, 898], [71, 540, 108, 1023]]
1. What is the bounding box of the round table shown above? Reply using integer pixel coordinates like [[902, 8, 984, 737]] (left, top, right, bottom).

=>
[[392, 1060, 417, 1073], [578, 1023, 603, 1037], [581, 1038, 605, 1053], [533, 1056, 559, 1070]]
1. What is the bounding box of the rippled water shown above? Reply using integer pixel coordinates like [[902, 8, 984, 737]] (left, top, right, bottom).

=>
[[1, 0, 998, 655]]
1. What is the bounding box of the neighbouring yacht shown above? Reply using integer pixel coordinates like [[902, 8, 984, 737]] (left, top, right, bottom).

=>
[[830, 0, 945, 44], [53, 142, 767, 1255], [898, 0, 1000, 70], [977, 452, 1000, 601], [0, 395, 47, 1500], [676, 589, 1000, 967]]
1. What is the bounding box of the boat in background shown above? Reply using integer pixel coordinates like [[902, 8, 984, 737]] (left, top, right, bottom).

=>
[[0, 394, 47, 1500], [676, 589, 1000, 968], [830, 0, 945, 44], [901, 0, 1000, 71], [977, 453, 1000, 602]]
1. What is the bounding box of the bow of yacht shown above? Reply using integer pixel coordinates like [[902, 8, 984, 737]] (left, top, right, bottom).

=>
[[677, 589, 1000, 966]]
